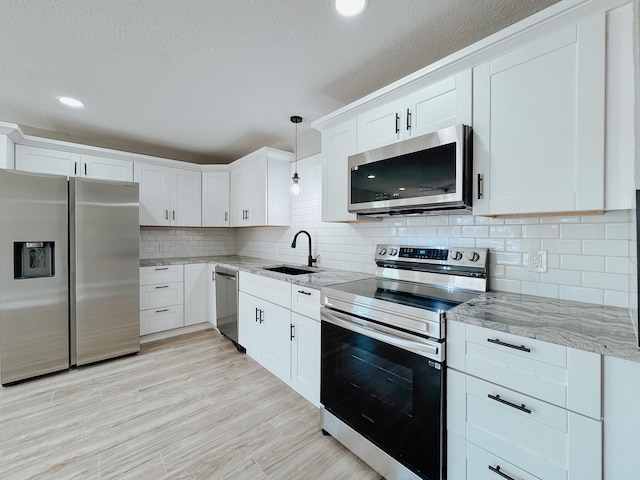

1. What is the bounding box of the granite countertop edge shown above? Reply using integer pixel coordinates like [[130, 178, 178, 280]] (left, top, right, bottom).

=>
[[448, 291, 640, 363], [140, 255, 372, 288]]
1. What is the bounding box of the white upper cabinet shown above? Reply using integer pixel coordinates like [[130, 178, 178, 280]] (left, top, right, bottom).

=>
[[16, 145, 79, 176], [202, 171, 230, 227], [16, 145, 133, 181], [473, 14, 606, 216], [356, 69, 472, 153], [80, 154, 133, 181], [134, 163, 201, 227], [321, 119, 358, 222], [229, 147, 291, 227]]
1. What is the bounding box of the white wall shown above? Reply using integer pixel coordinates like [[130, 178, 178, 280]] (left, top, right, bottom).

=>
[[235, 154, 635, 309]]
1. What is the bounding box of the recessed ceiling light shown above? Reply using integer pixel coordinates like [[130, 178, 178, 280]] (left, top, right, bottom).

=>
[[58, 96, 85, 108], [367, 175, 375, 179], [335, 0, 367, 17]]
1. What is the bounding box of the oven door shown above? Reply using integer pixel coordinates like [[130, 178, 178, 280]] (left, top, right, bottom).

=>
[[321, 307, 444, 480]]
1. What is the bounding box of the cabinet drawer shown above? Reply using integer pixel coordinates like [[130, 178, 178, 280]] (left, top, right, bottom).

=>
[[464, 323, 601, 417], [465, 375, 601, 480], [239, 272, 291, 309], [466, 442, 541, 480], [239, 271, 262, 297], [140, 304, 184, 335], [291, 285, 320, 320], [140, 282, 184, 310], [261, 276, 291, 309], [140, 265, 184, 285]]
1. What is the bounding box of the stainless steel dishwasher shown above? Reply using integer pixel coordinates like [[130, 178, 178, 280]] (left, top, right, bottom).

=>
[[215, 266, 242, 350]]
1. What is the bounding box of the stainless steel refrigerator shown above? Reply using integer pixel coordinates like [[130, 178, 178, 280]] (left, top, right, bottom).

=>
[[0, 169, 140, 385]]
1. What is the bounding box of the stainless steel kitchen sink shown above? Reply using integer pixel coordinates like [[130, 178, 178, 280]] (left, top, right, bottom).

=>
[[262, 265, 318, 275]]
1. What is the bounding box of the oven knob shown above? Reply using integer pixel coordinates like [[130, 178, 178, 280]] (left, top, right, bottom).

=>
[[378, 247, 387, 256], [389, 248, 398, 256], [451, 251, 463, 261], [467, 251, 480, 262]]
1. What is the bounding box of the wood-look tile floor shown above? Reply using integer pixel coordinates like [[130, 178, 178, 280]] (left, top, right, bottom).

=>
[[0, 328, 383, 480]]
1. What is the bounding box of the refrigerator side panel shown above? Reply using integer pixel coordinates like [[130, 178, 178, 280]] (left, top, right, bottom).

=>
[[0, 170, 69, 385], [71, 177, 140, 366]]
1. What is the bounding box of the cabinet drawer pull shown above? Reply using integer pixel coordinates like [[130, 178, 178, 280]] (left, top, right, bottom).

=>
[[165, 209, 169, 220], [395, 113, 400, 134], [259, 309, 264, 324], [290, 324, 295, 340], [154, 267, 169, 271], [487, 338, 531, 353], [298, 290, 312, 296], [225, 211, 228, 222], [488, 465, 520, 480], [477, 173, 483, 199], [155, 308, 170, 313], [84, 163, 87, 176], [74, 162, 78, 175], [406, 108, 411, 131], [488, 394, 531, 414], [155, 285, 170, 289], [255, 307, 259, 323]]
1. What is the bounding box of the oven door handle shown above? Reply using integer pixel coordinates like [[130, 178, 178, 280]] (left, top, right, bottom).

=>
[[322, 308, 441, 359]]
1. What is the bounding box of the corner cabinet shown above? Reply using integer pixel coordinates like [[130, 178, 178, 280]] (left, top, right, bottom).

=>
[[202, 171, 230, 227], [472, 13, 607, 216], [229, 147, 291, 227], [134, 163, 201, 227], [447, 321, 602, 480]]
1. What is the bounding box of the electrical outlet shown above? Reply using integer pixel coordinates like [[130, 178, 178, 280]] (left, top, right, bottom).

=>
[[529, 249, 547, 273]]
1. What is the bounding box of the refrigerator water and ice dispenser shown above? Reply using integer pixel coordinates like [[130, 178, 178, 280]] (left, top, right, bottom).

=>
[[14, 241, 55, 279]]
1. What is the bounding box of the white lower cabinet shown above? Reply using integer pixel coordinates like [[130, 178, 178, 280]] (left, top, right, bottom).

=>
[[184, 263, 209, 326], [238, 272, 320, 405], [139, 265, 185, 335], [447, 321, 602, 480]]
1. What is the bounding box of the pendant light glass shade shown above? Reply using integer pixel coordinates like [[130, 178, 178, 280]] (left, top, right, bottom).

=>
[[290, 115, 303, 196]]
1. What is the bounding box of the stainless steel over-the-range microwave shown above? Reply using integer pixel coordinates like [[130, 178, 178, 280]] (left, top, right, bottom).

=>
[[348, 124, 472, 216]]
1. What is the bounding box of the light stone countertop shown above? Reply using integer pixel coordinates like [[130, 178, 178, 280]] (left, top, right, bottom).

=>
[[448, 291, 640, 363], [141, 256, 640, 362], [140, 255, 372, 289]]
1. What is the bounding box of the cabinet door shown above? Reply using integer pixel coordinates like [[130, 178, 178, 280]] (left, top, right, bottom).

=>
[[246, 158, 267, 226], [356, 98, 405, 151], [81, 154, 133, 181], [230, 167, 247, 227], [261, 300, 291, 384], [140, 305, 184, 335], [406, 69, 472, 138], [207, 264, 216, 326], [321, 118, 358, 222], [238, 292, 262, 360], [15, 145, 79, 176], [171, 168, 201, 227], [202, 171, 230, 226], [291, 312, 320, 406], [134, 163, 171, 225], [473, 16, 605, 216], [184, 263, 209, 326]]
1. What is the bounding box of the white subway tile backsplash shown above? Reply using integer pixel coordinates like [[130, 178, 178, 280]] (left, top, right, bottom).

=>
[[583, 239, 629, 257], [521, 224, 560, 238], [561, 255, 605, 272], [136, 154, 634, 310], [559, 285, 604, 304]]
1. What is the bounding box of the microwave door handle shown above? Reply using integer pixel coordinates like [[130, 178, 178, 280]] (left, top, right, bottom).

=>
[[321, 308, 439, 358]]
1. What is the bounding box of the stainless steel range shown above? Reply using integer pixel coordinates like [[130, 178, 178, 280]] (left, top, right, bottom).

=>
[[320, 244, 488, 480]]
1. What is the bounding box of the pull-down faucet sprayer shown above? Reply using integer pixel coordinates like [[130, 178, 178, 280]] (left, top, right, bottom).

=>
[[291, 230, 316, 268]]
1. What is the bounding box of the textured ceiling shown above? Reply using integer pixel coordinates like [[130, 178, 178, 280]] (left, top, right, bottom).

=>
[[0, 0, 559, 164]]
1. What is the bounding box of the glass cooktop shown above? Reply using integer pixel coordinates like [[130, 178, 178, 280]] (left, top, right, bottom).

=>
[[326, 276, 479, 314]]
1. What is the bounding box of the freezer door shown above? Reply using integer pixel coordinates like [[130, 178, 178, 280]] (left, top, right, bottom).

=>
[[70, 177, 140, 366], [0, 170, 69, 385]]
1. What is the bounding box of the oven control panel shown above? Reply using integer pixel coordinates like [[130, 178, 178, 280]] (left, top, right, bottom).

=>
[[375, 244, 488, 267]]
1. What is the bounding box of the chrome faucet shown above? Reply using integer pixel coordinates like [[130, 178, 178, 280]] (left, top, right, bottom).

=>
[[291, 230, 316, 268]]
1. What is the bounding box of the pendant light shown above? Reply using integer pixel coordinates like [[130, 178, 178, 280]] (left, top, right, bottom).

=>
[[290, 115, 302, 196]]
